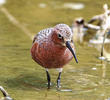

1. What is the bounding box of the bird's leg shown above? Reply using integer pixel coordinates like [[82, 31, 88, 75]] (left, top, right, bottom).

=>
[[56, 68, 63, 88], [57, 72, 62, 88], [46, 69, 51, 89]]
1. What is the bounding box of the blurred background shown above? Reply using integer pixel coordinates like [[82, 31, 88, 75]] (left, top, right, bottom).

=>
[[0, 0, 110, 100]]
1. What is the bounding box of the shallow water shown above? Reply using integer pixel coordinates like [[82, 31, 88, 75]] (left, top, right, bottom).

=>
[[0, 0, 110, 100]]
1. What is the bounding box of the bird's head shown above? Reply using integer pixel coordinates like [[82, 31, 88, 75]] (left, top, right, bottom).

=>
[[52, 24, 78, 63]]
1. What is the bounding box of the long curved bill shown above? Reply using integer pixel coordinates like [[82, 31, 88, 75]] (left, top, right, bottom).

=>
[[66, 41, 78, 63]]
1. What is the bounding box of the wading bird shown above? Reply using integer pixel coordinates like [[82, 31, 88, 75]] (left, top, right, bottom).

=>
[[31, 24, 78, 89], [88, 4, 110, 40]]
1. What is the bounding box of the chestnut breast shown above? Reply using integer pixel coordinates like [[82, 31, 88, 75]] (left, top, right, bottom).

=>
[[31, 41, 73, 68]]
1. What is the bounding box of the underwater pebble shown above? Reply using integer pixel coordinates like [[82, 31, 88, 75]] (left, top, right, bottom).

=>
[[92, 67, 97, 70], [39, 3, 47, 8]]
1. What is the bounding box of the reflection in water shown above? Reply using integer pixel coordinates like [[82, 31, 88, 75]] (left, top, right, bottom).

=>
[[100, 60, 107, 100], [63, 3, 85, 10], [92, 43, 110, 61], [101, 60, 107, 79], [103, 47, 110, 61], [59, 89, 72, 92], [90, 41, 109, 100], [38, 2, 85, 10]]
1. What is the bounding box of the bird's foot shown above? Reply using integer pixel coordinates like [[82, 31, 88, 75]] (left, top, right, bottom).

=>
[[56, 84, 61, 89], [46, 82, 52, 89], [47, 85, 50, 89]]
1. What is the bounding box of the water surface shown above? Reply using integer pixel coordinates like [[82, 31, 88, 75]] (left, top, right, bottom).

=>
[[0, 0, 110, 100]]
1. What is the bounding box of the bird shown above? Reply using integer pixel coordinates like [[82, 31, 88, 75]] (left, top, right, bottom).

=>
[[31, 24, 78, 89], [0, 86, 13, 100]]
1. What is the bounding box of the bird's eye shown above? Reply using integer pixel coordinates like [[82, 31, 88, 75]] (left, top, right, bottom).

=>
[[58, 34, 62, 39]]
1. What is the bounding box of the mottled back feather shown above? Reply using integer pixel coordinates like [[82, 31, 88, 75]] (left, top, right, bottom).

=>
[[33, 28, 53, 43]]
